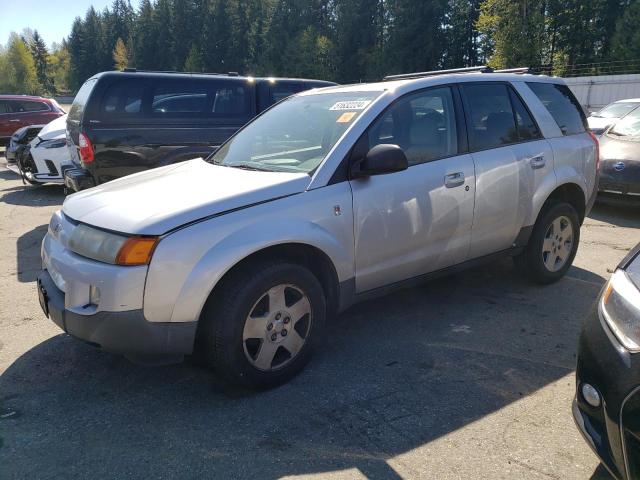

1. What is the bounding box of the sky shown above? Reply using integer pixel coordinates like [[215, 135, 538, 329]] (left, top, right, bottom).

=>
[[0, 0, 140, 49]]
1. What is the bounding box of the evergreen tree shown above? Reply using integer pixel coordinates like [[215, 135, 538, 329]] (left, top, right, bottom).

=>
[[386, 0, 449, 74], [611, 0, 640, 63], [29, 30, 55, 94], [477, 0, 546, 68], [131, 0, 158, 69]]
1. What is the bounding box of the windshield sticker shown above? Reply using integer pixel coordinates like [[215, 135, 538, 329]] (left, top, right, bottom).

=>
[[336, 112, 357, 123], [329, 100, 372, 111]]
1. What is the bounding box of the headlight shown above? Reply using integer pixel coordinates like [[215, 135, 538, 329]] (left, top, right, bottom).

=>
[[601, 269, 640, 352], [40, 138, 68, 149], [68, 224, 159, 266]]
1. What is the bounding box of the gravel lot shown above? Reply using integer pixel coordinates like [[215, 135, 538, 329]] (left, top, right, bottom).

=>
[[1, 162, 638, 479]]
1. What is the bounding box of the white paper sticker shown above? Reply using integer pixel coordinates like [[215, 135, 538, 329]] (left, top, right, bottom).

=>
[[329, 100, 372, 111]]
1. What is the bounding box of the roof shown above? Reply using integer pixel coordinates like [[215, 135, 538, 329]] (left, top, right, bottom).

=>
[[91, 70, 336, 86], [614, 98, 640, 103], [300, 72, 564, 96], [0, 94, 51, 101]]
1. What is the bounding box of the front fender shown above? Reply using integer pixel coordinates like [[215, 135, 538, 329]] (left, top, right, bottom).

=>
[[143, 183, 354, 323]]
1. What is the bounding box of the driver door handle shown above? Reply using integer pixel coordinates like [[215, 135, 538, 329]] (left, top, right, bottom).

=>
[[530, 155, 546, 169], [444, 172, 465, 188]]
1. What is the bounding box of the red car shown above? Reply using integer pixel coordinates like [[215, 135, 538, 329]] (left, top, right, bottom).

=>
[[0, 95, 65, 145]]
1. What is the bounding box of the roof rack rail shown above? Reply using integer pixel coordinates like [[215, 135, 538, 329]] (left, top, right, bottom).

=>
[[493, 67, 533, 74], [383, 66, 493, 81], [121, 68, 238, 77]]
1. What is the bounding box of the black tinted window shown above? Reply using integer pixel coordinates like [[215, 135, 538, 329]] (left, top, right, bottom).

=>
[[271, 84, 302, 104], [12, 100, 49, 112], [103, 80, 145, 115], [527, 82, 587, 135], [0, 101, 9, 113], [151, 81, 250, 118], [462, 83, 518, 150], [69, 78, 97, 124], [509, 89, 542, 141], [368, 87, 458, 166]]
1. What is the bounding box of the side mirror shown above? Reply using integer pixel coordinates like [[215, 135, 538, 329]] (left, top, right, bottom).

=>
[[352, 144, 408, 178]]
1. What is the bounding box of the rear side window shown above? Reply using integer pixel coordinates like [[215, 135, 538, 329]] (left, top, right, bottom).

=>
[[461, 83, 518, 150], [103, 80, 145, 115], [509, 89, 542, 141], [527, 82, 587, 135], [11, 100, 50, 112], [0, 101, 9, 113], [270, 84, 303, 104], [152, 81, 250, 119], [69, 78, 97, 125]]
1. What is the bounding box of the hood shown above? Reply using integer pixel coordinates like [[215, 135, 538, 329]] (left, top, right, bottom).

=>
[[38, 114, 68, 140], [599, 133, 640, 162], [587, 116, 615, 132], [62, 159, 310, 235]]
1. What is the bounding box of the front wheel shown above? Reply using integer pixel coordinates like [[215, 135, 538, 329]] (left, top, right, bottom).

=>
[[514, 202, 580, 284], [197, 261, 326, 389]]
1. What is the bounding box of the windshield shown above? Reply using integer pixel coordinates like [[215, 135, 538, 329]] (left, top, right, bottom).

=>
[[593, 102, 639, 119], [609, 107, 640, 138], [210, 91, 383, 174]]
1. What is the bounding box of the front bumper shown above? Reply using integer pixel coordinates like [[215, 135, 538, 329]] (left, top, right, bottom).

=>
[[574, 301, 640, 479], [37, 269, 197, 361]]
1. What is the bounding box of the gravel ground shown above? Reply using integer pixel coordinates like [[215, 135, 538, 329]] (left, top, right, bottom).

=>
[[1, 162, 638, 479]]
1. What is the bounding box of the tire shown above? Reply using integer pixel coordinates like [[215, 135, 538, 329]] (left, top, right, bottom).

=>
[[197, 260, 326, 389], [514, 202, 580, 284]]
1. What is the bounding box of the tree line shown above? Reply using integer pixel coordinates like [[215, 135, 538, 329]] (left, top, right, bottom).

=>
[[2, 0, 640, 96]]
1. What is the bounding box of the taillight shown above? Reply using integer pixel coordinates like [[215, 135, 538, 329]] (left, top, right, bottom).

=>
[[588, 131, 600, 171], [78, 132, 94, 164]]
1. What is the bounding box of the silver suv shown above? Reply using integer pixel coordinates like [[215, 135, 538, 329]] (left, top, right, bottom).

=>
[[38, 70, 598, 388]]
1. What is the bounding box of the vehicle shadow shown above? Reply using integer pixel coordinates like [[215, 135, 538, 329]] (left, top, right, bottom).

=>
[[0, 184, 65, 207], [589, 201, 640, 228], [0, 258, 605, 479], [15, 224, 48, 283]]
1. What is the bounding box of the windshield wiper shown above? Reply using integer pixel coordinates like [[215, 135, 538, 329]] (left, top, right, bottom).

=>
[[227, 163, 273, 172]]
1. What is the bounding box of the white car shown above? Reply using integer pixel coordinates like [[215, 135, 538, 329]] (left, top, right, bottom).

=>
[[588, 98, 640, 135], [19, 114, 71, 184], [38, 69, 597, 388]]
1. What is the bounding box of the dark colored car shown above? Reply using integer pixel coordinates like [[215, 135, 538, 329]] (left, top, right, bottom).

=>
[[0, 95, 65, 146], [5, 124, 44, 165], [574, 242, 640, 480], [597, 107, 640, 206], [64, 71, 336, 191]]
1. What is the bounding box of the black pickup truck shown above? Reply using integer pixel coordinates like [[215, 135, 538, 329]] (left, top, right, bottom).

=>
[[64, 71, 336, 191]]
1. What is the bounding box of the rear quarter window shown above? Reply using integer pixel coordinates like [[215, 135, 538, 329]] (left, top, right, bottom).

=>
[[11, 101, 50, 112], [527, 82, 587, 136], [68, 78, 97, 125]]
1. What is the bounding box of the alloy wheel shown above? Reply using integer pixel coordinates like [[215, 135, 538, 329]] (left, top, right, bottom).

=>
[[242, 284, 312, 371], [542, 215, 574, 273]]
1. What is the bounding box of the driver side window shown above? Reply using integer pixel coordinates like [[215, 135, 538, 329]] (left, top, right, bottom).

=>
[[368, 87, 458, 166]]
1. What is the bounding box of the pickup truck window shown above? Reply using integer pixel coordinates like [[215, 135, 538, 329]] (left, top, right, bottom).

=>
[[211, 91, 382, 174]]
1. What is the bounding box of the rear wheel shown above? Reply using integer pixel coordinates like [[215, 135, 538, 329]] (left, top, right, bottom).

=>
[[197, 261, 326, 389], [514, 202, 580, 284]]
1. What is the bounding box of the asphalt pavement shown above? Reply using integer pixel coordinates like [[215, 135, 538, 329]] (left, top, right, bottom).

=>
[[1, 164, 638, 479]]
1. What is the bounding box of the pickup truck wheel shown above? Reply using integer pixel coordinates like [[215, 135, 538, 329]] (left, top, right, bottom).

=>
[[198, 261, 326, 389], [514, 202, 580, 284]]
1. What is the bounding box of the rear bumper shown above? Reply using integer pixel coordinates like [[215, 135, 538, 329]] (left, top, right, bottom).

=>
[[38, 269, 197, 360], [63, 167, 95, 192]]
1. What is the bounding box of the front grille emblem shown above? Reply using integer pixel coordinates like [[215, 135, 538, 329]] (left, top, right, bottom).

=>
[[614, 161, 625, 172]]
